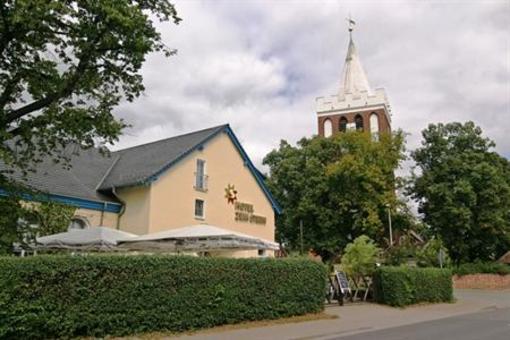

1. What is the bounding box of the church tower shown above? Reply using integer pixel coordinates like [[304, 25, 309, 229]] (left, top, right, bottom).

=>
[[316, 21, 392, 138]]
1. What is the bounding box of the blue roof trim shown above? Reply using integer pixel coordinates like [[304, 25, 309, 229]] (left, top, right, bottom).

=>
[[144, 124, 282, 214], [0, 189, 122, 213], [224, 126, 282, 215]]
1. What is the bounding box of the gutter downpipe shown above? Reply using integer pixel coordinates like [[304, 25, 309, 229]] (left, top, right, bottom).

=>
[[111, 186, 126, 230], [100, 202, 106, 225]]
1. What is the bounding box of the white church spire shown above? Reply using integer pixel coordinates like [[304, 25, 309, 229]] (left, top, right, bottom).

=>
[[315, 16, 392, 138], [339, 18, 372, 97]]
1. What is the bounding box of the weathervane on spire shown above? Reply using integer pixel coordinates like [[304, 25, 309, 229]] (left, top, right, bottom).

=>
[[346, 14, 356, 33]]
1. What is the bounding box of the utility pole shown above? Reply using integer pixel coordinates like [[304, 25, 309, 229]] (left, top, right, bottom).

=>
[[438, 248, 445, 268], [299, 220, 304, 255], [387, 204, 393, 247]]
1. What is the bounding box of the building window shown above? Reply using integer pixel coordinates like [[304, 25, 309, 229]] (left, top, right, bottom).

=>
[[194, 199, 205, 219], [339, 117, 348, 132], [323, 119, 333, 137], [68, 217, 89, 231], [194, 159, 207, 191], [258, 249, 267, 257], [370, 113, 380, 141], [355, 114, 364, 131]]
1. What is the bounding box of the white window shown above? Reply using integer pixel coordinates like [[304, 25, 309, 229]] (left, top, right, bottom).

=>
[[370, 113, 380, 141], [194, 199, 205, 219], [195, 159, 207, 191], [323, 119, 333, 137]]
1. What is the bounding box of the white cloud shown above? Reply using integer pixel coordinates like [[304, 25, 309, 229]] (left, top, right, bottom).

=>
[[112, 0, 510, 165]]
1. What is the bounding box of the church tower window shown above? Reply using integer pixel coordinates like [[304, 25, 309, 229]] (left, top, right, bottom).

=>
[[370, 113, 380, 140], [323, 119, 333, 137], [370, 113, 379, 133], [355, 114, 364, 131], [339, 117, 348, 132]]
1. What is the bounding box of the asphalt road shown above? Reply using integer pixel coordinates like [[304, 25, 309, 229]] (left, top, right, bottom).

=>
[[337, 307, 510, 340]]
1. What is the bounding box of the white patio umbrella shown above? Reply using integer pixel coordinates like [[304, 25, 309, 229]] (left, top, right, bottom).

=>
[[117, 224, 279, 252], [36, 226, 138, 251]]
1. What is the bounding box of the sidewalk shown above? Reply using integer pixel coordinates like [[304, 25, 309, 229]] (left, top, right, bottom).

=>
[[175, 289, 510, 340]]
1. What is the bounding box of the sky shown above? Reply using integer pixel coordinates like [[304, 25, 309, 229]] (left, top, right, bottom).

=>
[[113, 0, 510, 171]]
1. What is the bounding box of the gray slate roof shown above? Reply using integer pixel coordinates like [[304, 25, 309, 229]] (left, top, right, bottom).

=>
[[2, 125, 228, 203], [2, 145, 116, 202], [98, 124, 226, 189]]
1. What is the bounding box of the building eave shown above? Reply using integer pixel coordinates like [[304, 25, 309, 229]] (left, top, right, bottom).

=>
[[0, 189, 122, 213]]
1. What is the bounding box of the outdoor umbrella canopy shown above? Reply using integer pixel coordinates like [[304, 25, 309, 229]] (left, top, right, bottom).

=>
[[36, 226, 138, 250], [117, 224, 279, 252]]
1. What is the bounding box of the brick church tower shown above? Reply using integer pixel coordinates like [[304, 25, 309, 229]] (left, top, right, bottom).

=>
[[316, 22, 392, 138]]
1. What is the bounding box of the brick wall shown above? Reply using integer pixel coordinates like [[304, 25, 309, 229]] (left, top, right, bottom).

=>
[[317, 108, 390, 137], [453, 274, 510, 290]]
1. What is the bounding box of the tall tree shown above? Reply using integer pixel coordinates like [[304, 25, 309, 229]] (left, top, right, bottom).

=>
[[0, 0, 181, 171], [0, 1, 180, 252], [263, 131, 405, 262], [410, 122, 510, 264]]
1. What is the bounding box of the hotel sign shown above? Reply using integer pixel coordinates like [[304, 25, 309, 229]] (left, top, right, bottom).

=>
[[225, 184, 266, 225], [234, 202, 267, 225]]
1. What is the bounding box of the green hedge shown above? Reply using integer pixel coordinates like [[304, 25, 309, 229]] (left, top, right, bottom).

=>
[[373, 266, 453, 307], [452, 262, 510, 276], [0, 255, 327, 339]]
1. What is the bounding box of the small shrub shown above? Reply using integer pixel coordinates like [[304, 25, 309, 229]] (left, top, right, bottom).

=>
[[0, 255, 327, 339], [341, 235, 381, 279], [453, 262, 510, 276], [373, 266, 453, 307]]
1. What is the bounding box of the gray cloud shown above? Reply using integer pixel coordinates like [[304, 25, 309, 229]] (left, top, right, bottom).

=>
[[112, 0, 510, 163]]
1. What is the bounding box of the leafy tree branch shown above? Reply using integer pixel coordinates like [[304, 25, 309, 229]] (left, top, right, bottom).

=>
[[0, 0, 181, 172]]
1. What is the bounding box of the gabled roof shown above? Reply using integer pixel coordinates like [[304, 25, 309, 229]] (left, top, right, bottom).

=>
[[98, 125, 227, 189], [498, 251, 510, 264], [1, 124, 281, 214], [99, 124, 281, 214]]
